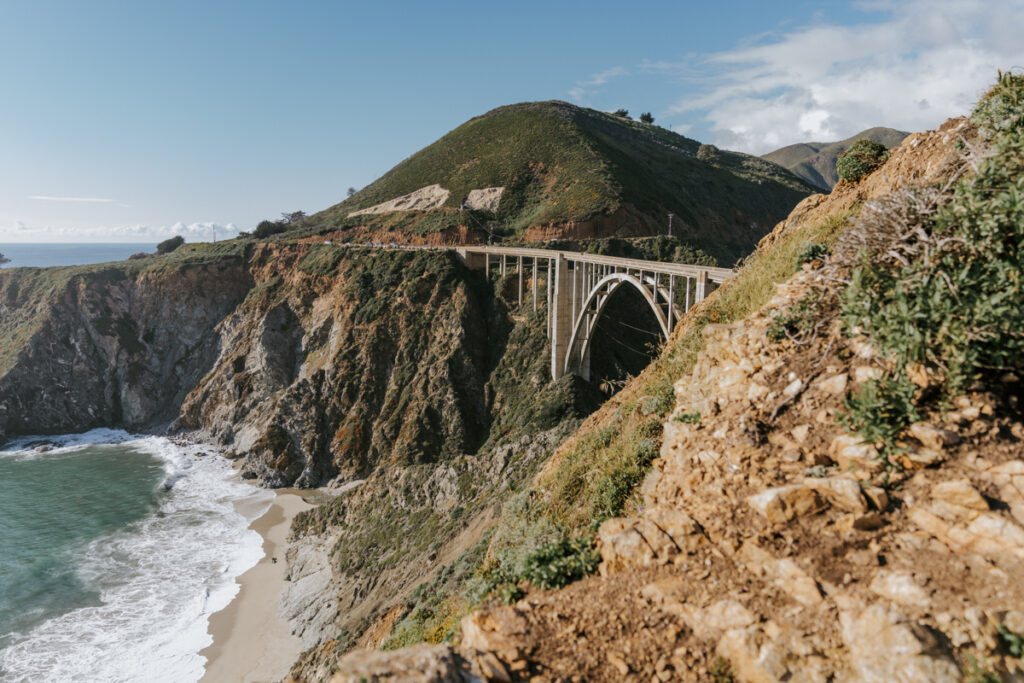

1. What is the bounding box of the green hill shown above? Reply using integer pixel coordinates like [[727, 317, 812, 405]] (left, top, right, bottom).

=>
[[762, 126, 910, 190], [297, 101, 815, 265]]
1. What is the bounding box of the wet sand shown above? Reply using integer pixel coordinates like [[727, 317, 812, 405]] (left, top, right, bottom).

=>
[[200, 492, 312, 683]]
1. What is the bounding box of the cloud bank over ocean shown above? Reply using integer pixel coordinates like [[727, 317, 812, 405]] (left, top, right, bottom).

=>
[[1, 220, 241, 243]]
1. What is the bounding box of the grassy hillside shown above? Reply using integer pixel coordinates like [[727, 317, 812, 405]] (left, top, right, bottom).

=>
[[763, 126, 909, 189], [292, 101, 815, 265]]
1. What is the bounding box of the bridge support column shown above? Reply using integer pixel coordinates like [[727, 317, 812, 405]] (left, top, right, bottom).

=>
[[532, 258, 538, 311], [517, 256, 524, 303], [550, 255, 572, 380], [696, 270, 708, 302]]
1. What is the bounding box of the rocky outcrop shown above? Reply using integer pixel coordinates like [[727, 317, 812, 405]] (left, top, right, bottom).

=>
[[348, 184, 452, 217]]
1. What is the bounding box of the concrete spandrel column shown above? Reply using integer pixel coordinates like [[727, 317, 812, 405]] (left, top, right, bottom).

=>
[[517, 256, 524, 304], [550, 254, 572, 379], [696, 270, 708, 302], [532, 257, 538, 311]]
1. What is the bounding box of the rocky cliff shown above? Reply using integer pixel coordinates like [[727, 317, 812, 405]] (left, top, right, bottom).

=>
[[0, 247, 252, 441]]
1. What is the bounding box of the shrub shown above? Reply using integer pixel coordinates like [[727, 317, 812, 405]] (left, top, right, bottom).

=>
[[842, 71, 1024, 398], [253, 220, 287, 238], [837, 374, 920, 463], [612, 108, 629, 118], [519, 535, 601, 589], [797, 242, 830, 265], [639, 112, 654, 124], [836, 139, 890, 181], [767, 289, 828, 343], [156, 235, 184, 254]]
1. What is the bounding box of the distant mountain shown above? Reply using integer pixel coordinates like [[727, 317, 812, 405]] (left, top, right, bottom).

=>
[[302, 101, 816, 265], [762, 127, 910, 190]]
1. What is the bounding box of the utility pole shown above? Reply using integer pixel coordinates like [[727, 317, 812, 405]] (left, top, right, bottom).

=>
[[667, 213, 674, 237]]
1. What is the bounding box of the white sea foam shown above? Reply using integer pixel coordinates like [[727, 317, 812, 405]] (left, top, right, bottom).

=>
[[0, 431, 272, 682]]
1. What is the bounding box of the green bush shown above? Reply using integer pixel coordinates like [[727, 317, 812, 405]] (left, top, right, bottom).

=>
[[797, 242, 830, 265], [842, 71, 1024, 398], [156, 235, 185, 254], [837, 374, 920, 463], [519, 535, 601, 589], [253, 220, 287, 238], [836, 139, 890, 181]]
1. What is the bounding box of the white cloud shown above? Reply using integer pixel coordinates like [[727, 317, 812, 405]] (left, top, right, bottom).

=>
[[670, 0, 1024, 154], [30, 196, 116, 203], [568, 65, 628, 104], [584, 66, 628, 86], [0, 221, 241, 243]]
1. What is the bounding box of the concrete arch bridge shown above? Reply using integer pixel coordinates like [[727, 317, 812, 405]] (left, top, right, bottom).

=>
[[455, 246, 735, 380]]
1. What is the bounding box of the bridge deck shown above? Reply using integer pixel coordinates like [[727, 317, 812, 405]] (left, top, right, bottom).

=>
[[457, 245, 735, 283]]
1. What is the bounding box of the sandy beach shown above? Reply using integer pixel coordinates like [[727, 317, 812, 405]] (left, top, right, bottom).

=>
[[200, 492, 312, 683]]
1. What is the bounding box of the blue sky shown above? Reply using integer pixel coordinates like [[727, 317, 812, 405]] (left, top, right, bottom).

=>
[[2, 0, 1022, 242]]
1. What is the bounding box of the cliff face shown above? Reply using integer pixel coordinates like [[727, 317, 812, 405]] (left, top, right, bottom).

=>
[[0, 255, 252, 440]]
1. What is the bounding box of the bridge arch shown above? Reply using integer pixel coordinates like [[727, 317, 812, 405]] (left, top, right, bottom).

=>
[[562, 272, 675, 380]]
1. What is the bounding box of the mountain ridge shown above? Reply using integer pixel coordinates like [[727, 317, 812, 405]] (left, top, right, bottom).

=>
[[294, 100, 815, 265], [762, 126, 910, 189]]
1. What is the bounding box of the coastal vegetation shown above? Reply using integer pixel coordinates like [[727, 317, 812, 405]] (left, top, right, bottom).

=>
[[156, 235, 185, 254]]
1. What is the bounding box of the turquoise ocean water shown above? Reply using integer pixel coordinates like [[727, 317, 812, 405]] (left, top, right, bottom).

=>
[[0, 430, 271, 682], [0, 244, 154, 269]]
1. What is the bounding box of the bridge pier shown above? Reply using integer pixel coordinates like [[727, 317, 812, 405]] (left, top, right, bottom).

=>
[[550, 255, 573, 380]]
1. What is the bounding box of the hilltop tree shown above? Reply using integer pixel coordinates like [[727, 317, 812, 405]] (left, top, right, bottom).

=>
[[156, 236, 185, 254], [347, 187, 357, 197], [613, 108, 630, 118], [639, 112, 654, 124], [281, 211, 306, 224]]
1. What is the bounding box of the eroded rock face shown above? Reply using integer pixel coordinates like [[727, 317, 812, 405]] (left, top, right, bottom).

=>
[[348, 184, 452, 217], [0, 257, 252, 437]]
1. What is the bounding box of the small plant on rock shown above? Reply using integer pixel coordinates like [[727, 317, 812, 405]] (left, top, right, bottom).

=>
[[839, 139, 888, 183], [520, 535, 601, 590], [767, 289, 828, 343], [797, 242, 830, 266], [836, 373, 920, 465], [837, 139, 890, 182]]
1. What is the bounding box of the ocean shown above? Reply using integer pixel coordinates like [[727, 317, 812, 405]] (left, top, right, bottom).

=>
[[0, 244, 154, 269], [0, 430, 272, 682]]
